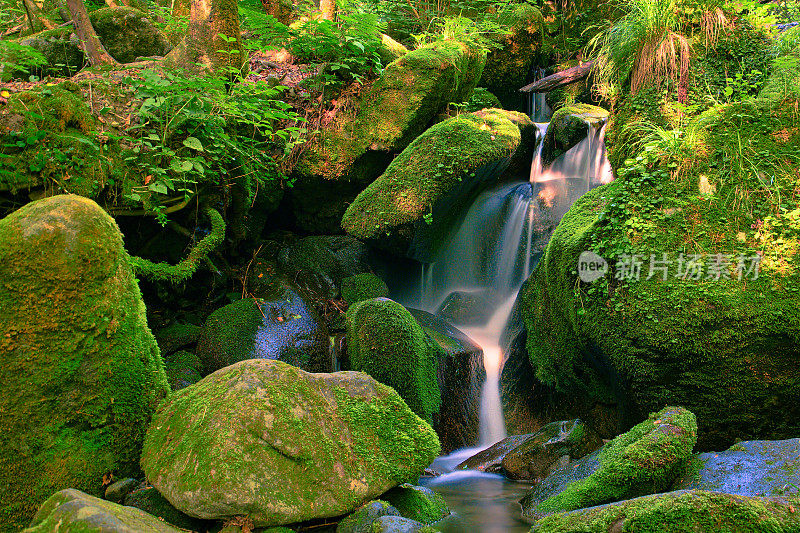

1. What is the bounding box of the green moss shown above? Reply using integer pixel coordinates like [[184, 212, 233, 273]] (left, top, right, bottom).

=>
[[382, 484, 449, 524], [479, 4, 544, 111], [0, 195, 169, 530], [760, 46, 800, 102], [295, 40, 487, 183], [342, 273, 390, 305], [131, 207, 225, 284], [163, 350, 202, 390], [522, 95, 800, 448], [341, 109, 523, 239], [533, 490, 800, 532], [346, 298, 441, 423], [89, 7, 172, 63], [526, 407, 697, 519]]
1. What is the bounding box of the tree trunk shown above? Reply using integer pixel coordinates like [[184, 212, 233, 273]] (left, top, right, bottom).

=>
[[519, 61, 594, 93], [165, 0, 245, 76], [319, 0, 335, 20], [65, 0, 117, 65]]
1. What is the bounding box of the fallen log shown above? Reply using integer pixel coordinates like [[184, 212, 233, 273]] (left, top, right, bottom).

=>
[[519, 61, 594, 93]]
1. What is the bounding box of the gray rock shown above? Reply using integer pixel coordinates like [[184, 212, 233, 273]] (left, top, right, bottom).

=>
[[104, 478, 140, 503], [141, 359, 441, 527], [90, 7, 172, 63], [673, 438, 800, 497], [337, 500, 400, 533], [435, 290, 498, 327], [371, 516, 428, 533], [24, 489, 183, 532], [18, 28, 84, 78], [409, 309, 484, 453]]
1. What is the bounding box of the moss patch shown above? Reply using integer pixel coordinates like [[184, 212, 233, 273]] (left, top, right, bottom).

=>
[[342, 273, 390, 305]]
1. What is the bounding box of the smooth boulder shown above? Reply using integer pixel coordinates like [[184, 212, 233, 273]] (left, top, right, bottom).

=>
[[0, 195, 169, 529], [24, 489, 183, 533], [90, 7, 172, 62], [141, 359, 440, 527]]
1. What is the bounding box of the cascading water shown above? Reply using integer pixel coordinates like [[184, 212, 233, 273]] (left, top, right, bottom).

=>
[[415, 110, 615, 533]]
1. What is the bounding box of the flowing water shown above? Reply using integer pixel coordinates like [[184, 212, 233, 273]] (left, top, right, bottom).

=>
[[411, 115, 614, 531]]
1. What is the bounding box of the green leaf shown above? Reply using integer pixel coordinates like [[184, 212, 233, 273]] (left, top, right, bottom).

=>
[[182, 137, 204, 151], [149, 182, 168, 194]]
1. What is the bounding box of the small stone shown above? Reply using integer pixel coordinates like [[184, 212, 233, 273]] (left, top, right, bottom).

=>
[[104, 478, 139, 503]]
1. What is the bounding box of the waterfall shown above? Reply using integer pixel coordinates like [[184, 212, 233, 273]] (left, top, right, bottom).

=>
[[527, 68, 552, 123], [416, 112, 613, 449]]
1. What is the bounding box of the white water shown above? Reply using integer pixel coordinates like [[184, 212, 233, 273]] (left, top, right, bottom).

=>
[[415, 114, 613, 451]]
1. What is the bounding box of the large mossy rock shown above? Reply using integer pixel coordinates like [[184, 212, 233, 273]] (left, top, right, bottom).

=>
[[0, 195, 169, 529], [521, 96, 800, 449], [382, 483, 450, 524], [141, 359, 440, 527], [89, 7, 172, 63], [16, 28, 85, 79], [341, 108, 532, 256], [520, 406, 697, 522], [195, 289, 331, 375], [290, 40, 486, 233], [532, 489, 800, 532], [674, 439, 800, 497], [479, 4, 544, 111], [24, 489, 184, 533], [346, 299, 441, 423]]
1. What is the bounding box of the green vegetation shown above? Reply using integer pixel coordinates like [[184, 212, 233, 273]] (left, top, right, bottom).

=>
[[341, 273, 390, 305]]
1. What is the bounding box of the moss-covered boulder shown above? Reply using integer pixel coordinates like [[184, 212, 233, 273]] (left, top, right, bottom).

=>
[[521, 96, 800, 448], [141, 359, 440, 527], [479, 4, 544, 111], [531, 490, 800, 532], [673, 439, 800, 497], [337, 500, 400, 533], [342, 273, 390, 305], [520, 406, 697, 522], [540, 103, 608, 168], [290, 40, 486, 233], [162, 349, 203, 390], [408, 309, 484, 453], [17, 28, 85, 79], [347, 299, 441, 423], [90, 7, 172, 63], [195, 293, 331, 375], [382, 484, 449, 524], [341, 109, 531, 255], [0, 82, 126, 197], [24, 489, 184, 533], [0, 195, 169, 529]]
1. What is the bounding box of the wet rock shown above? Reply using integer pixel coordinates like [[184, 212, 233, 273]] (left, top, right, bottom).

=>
[[673, 438, 800, 497], [277, 235, 371, 298], [196, 280, 331, 374], [337, 500, 400, 533], [456, 420, 601, 480], [520, 406, 697, 522], [104, 478, 139, 503], [531, 490, 800, 532], [90, 7, 172, 63], [383, 483, 449, 524], [435, 289, 498, 326], [502, 420, 602, 480], [409, 309, 484, 453], [0, 195, 169, 529], [24, 489, 183, 532], [540, 104, 609, 167], [123, 486, 210, 532], [141, 359, 440, 527]]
